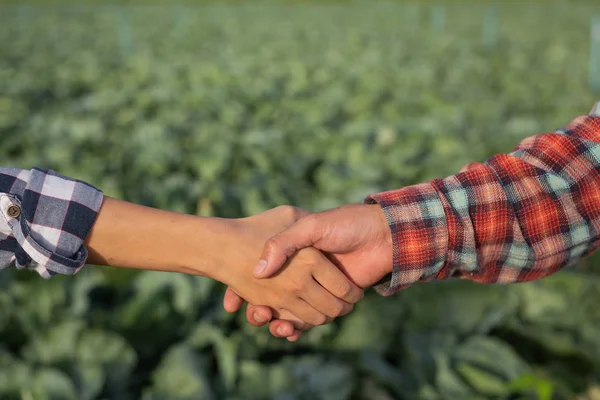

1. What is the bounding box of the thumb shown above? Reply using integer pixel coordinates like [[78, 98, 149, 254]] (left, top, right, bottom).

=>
[[253, 216, 319, 279]]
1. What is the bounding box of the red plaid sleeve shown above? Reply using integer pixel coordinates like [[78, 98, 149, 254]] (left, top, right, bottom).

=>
[[366, 104, 600, 296]]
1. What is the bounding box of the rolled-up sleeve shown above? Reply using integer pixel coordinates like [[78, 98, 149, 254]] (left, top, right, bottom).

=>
[[0, 168, 103, 278]]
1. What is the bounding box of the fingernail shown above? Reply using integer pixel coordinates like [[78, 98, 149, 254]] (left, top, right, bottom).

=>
[[277, 327, 287, 336], [253, 313, 266, 324], [253, 259, 267, 275]]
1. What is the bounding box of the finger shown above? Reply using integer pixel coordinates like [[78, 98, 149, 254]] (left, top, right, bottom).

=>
[[268, 318, 312, 339], [282, 299, 331, 327], [312, 262, 364, 304], [287, 332, 303, 342], [300, 279, 354, 319], [275, 309, 315, 331], [245, 304, 273, 326], [223, 287, 244, 313], [268, 320, 298, 338], [253, 215, 320, 279], [269, 309, 314, 340]]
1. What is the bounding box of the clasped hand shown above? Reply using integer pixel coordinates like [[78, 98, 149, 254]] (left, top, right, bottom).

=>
[[223, 203, 393, 341]]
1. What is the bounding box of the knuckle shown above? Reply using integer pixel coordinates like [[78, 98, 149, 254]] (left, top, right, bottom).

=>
[[336, 281, 353, 298], [329, 302, 345, 317], [266, 236, 296, 259], [294, 251, 318, 270], [302, 254, 320, 270], [290, 278, 307, 293], [264, 237, 281, 253], [302, 213, 320, 229], [312, 314, 328, 326]]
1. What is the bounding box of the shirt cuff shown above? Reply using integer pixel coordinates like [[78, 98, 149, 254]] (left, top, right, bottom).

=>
[[365, 183, 449, 295], [0, 168, 103, 278]]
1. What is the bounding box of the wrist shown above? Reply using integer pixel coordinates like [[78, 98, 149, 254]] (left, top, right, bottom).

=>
[[370, 203, 393, 276], [176, 216, 244, 281], [86, 197, 242, 279]]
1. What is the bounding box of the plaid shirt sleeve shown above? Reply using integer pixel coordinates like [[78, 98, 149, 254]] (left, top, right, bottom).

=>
[[367, 102, 600, 296], [0, 168, 103, 278]]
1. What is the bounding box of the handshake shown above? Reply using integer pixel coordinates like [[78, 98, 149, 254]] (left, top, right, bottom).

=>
[[217, 203, 393, 342], [84, 197, 394, 342]]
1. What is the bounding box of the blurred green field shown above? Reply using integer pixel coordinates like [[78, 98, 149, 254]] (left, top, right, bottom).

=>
[[1, 2, 600, 399]]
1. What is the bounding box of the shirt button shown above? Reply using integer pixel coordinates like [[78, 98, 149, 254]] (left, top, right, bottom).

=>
[[7, 205, 21, 218]]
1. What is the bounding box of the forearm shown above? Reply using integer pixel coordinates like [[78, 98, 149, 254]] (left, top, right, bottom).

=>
[[84, 196, 230, 279], [0, 167, 232, 281]]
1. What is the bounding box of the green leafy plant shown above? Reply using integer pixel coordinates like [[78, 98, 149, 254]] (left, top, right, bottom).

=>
[[1, 2, 599, 399]]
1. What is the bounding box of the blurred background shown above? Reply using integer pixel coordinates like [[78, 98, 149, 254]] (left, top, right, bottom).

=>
[[2, 0, 600, 399]]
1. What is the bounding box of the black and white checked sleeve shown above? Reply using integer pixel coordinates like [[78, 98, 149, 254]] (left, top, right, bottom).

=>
[[0, 168, 104, 278]]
